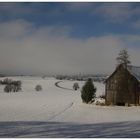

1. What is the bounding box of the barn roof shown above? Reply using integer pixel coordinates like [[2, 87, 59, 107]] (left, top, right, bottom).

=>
[[106, 64, 140, 82], [127, 65, 140, 81]]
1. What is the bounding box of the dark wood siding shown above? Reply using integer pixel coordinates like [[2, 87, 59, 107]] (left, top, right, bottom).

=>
[[106, 65, 140, 105]]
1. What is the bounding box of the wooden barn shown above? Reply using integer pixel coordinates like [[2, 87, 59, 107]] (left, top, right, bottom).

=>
[[105, 64, 140, 106]]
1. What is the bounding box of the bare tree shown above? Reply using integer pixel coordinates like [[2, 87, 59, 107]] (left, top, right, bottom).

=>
[[116, 48, 131, 68], [73, 82, 79, 90], [116, 49, 131, 106]]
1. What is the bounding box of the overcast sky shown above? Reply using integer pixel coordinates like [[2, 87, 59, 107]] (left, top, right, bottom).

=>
[[0, 2, 140, 75]]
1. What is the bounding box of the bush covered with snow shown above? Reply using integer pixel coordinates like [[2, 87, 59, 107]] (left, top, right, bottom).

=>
[[99, 94, 105, 99], [35, 85, 42, 91], [1, 78, 13, 85], [73, 82, 79, 90], [4, 80, 22, 93], [94, 98, 105, 106]]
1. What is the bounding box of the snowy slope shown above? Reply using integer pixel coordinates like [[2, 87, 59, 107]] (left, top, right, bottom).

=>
[[0, 76, 140, 137], [0, 77, 77, 121]]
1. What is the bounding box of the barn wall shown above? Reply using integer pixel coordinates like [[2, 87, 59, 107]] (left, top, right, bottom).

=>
[[106, 65, 139, 105]]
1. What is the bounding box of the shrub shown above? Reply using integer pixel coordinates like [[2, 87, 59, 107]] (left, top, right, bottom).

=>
[[99, 94, 105, 99], [94, 97, 105, 106], [4, 84, 12, 93], [81, 78, 96, 104], [73, 82, 79, 90], [35, 85, 42, 91], [3, 80, 22, 93], [95, 101, 105, 106], [1, 78, 12, 85]]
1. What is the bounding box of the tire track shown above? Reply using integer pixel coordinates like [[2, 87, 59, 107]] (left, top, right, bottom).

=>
[[55, 81, 74, 91], [13, 102, 74, 137], [8, 81, 75, 137], [47, 102, 74, 121]]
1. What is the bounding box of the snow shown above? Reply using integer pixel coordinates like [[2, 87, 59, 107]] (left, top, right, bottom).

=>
[[127, 65, 140, 81], [0, 76, 140, 137]]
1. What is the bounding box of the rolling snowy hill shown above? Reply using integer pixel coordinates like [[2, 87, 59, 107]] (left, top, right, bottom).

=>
[[0, 76, 140, 137]]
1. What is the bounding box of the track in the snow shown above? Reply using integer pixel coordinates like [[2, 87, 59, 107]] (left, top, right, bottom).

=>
[[12, 81, 75, 137], [48, 102, 74, 121], [0, 80, 75, 137], [13, 102, 74, 137], [55, 81, 74, 91]]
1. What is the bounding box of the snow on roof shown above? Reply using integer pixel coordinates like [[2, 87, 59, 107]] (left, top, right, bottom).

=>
[[127, 65, 140, 81]]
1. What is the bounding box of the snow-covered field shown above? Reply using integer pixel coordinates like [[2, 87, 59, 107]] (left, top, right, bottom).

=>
[[0, 76, 140, 137]]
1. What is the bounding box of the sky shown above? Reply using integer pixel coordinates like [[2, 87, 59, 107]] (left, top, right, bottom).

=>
[[0, 2, 140, 75]]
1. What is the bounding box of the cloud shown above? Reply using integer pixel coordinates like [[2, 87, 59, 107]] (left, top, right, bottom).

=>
[[93, 3, 140, 23], [0, 19, 140, 75], [0, 2, 140, 30], [0, 19, 33, 38]]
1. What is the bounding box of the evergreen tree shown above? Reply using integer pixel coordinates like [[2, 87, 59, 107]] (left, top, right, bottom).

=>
[[81, 78, 96, 103], [116, 48, 131, 68]]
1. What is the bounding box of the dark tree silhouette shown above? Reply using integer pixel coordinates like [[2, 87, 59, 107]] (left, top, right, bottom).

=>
[[116, 48, 131, 68], [35, 85, 42, 91], [81, 78, 96, 104], [73, 83, 79, 90]]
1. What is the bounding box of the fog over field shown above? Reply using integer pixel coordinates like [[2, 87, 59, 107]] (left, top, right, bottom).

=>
[[0, 3, 140, 75]]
